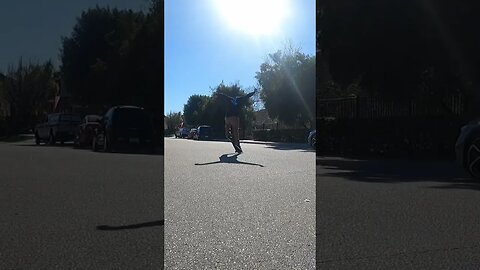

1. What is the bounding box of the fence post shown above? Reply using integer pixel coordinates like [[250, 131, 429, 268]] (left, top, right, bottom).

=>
[[355, 96, 360, 119]]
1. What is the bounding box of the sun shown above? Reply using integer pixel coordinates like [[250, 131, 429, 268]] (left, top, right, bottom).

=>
[[212, 0, 290, 37]]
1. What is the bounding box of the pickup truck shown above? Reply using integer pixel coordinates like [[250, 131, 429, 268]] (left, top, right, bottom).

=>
[[34, 113, 82, 145]]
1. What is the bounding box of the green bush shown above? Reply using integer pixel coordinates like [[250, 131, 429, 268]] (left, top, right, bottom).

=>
[[252, 129, 310, 143], [317, 116, 464, 159]]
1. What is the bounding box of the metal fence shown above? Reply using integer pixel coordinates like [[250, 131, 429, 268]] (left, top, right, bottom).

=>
[[318, 94, 465, 119]]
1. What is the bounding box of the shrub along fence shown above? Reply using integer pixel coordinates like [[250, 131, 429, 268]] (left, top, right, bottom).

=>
[[318, 94, 465, 119], [252, 128, 310, 144], [317, 93, 471, 159], [317, 116, 465, 159]]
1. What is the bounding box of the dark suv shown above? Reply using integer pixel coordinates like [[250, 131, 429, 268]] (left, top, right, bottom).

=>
[[92, 106, 155, 152], [194, 125, 212, 140]]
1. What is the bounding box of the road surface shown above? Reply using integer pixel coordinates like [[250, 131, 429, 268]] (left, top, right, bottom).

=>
[[0, 138, 163, 269], [317, 156, 480, 269], [164, 137, 316, 269]]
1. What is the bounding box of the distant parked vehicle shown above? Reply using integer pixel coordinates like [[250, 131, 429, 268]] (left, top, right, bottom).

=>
[[35, 113, 82, 145], [194, 125, 212, 140], [187, 128, 197, 139], [308, 130, 316, 149], [92, 106, 155, 153], [456, 118, 480, 179], [73, 115, 101, 148], [175, 127, 190, 138]]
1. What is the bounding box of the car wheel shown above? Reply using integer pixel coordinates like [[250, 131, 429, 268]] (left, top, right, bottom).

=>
[[92, 136, 99, 152], [104, 134, 112, 152], [35, 133, 40, 145], [466, 137, 480, 179], [48, 132, 56, 145]]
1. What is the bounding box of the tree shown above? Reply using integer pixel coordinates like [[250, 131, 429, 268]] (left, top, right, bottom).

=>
[[60, 7, 146, 109], [2, 58, 56, 133], [183, 95, 211, 127], [127, 2, 163, 118], [149, 0, 163, 16], [319, 0, 480, 116], [255, 48, 315, 127], [165, 111, 182, 134]]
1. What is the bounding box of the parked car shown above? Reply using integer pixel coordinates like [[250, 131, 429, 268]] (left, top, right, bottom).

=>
[[92, 106, 155, 152], [194, 125, 212, 140], [175, 127, 190, 138], [308, 129, 316, 149], [455, 118, 480, 179], [187, 128, 197, 139], [73, 115, 101, 148], [35, 113, 82, 145]]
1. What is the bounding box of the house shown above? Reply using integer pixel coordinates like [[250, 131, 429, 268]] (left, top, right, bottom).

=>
[[253, 109, 276, 130]]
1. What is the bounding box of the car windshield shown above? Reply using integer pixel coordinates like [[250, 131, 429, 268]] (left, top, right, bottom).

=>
[[113, 108, 151, 129], [59, 114, 81, 123], [86, 115, 101, 123]]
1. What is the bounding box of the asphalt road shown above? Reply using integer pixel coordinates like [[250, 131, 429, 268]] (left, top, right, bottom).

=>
[[0, 138, 163, 269], [317, 156, 480, 269], [164, 137, 316, 269]]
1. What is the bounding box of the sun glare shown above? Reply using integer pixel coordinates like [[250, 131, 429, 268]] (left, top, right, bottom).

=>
[[212, 0, 290, 36]]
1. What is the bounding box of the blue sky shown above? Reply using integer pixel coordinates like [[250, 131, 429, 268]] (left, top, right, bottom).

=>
[[165, 0, 316, 114], [0, 0, 148, 73]]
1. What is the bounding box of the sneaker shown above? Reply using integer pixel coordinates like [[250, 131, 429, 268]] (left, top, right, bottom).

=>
[[235, 145, 243, 153]]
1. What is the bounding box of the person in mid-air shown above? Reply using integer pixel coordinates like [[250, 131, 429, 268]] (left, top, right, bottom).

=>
[[215, 89, 256, 153]]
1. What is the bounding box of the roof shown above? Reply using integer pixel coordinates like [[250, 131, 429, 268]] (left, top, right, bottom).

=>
[[254, 109, 275, 125]]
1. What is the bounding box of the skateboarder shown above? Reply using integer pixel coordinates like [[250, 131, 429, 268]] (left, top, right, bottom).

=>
[[215, 89, 256, 153]]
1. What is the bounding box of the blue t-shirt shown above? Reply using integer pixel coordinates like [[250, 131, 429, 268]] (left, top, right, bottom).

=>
[[218, 92, 255, 117]]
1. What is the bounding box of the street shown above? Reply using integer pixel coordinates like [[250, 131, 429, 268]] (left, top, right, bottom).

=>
[[317, 156, 480, 269], [164, 137, 316, 269], [0, 138, 163, 269]]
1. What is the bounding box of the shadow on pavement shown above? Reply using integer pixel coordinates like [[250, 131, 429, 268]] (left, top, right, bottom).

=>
[[195, 153, 265, 167], [317, 157, 480, 190], [96, 220, 164, 231], [241, 140, 315, 152]]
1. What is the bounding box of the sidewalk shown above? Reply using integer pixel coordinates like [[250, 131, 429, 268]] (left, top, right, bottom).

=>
[[0, 133, 34, 142]]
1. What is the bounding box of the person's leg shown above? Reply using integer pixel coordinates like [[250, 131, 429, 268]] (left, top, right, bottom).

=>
[[224, 117, 230, 138], [225, 117, 238, 152], [232, 117, 241, 151]]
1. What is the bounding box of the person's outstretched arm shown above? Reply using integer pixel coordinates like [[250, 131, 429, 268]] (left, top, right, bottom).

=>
[[245, 90, 256, 98], [214, 92, 231, 101], [238, 89, 257, 102]]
